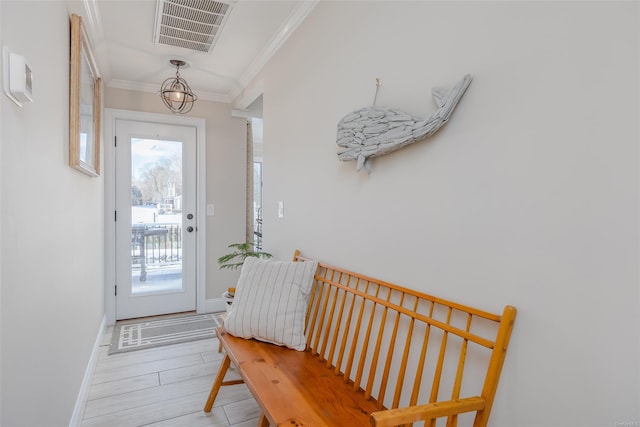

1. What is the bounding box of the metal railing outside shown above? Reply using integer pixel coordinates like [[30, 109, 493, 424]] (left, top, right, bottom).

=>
[[131, 223, 182, 281]]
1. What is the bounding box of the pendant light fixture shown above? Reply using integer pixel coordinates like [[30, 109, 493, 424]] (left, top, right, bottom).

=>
[[160, 59, 197, 114]]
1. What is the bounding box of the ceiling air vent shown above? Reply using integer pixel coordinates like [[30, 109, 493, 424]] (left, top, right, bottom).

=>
[[154, 0, 234, 53]]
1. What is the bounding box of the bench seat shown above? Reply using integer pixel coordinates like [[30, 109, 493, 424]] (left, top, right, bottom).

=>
[[212, 327, 380, 425]]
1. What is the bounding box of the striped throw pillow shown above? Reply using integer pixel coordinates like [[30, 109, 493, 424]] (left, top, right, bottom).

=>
[[223, 257, 318, 351]]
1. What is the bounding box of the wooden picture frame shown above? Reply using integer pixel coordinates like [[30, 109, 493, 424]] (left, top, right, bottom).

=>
[[69, 13, 101, 177]]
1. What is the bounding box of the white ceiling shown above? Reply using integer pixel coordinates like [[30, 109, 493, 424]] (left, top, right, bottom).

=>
[[76, 0, 318, 105]]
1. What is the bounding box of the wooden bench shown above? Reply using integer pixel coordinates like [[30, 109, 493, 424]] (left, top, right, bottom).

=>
[[204, 251, 516, 426]]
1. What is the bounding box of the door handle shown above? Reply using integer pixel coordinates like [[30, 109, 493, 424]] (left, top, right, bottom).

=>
[[187, 226, 194, 232]]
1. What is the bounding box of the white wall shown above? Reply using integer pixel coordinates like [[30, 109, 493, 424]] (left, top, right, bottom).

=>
[[0, 2, 3, 423], [104, 88, 248, 305], [0, 1, 105, 425], [249, 2, 639, 426]]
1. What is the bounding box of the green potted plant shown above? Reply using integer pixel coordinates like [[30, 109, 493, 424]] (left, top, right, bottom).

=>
[[217, 242, 272, 270]]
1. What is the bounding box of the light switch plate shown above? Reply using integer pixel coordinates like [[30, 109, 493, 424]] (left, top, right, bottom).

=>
[[206, 204, 215, 216], [278, 201, 284, 219]]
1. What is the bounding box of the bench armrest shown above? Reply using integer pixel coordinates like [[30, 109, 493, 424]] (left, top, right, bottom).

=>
[[370, 396, 486, 427]]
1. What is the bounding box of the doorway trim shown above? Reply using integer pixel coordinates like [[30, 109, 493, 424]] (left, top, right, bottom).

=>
[[104, 108, 207, 325]]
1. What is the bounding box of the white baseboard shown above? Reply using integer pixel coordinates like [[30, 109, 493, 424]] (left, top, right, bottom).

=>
[[69, 315, 107, 427], [204, 297, 228, 314], [70, 302, 223, 425]]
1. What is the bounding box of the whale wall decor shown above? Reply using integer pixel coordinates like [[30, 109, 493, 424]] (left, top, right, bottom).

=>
[[336, 74, 472, 173]]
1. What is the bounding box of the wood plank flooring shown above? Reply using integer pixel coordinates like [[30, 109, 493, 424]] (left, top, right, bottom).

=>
[[81, 325, 260, 427]]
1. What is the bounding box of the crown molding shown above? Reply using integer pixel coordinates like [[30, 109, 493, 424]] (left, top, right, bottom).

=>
[[233, 79, 264, 111], [229, 0, 319, 102], [77, 0, 318, 106], [81, 0, 113, 83], [107, 79, 231, 103]]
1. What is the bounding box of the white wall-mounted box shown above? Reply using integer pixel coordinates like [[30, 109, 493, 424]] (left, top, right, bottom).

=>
[[3, 46, 33, 107]]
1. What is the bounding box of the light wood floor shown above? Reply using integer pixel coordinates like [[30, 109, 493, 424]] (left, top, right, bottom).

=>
[[81, 325, 260, 427]]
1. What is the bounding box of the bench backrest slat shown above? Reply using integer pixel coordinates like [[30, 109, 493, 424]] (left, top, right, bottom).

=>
[[410, 300, 434, 407], [430, 307, 452, 405], [334, 280, 359, 375], [392, 296, 419, 409], [294, 251, 515, 426], [343, 279, 370, 382], [355, 284, 381, 392], [377, 302, 403, 409], [368, 295, 391, 401]]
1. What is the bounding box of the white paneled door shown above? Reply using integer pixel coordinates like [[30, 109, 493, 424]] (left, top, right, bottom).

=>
[[115, 119, 197, 320]]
